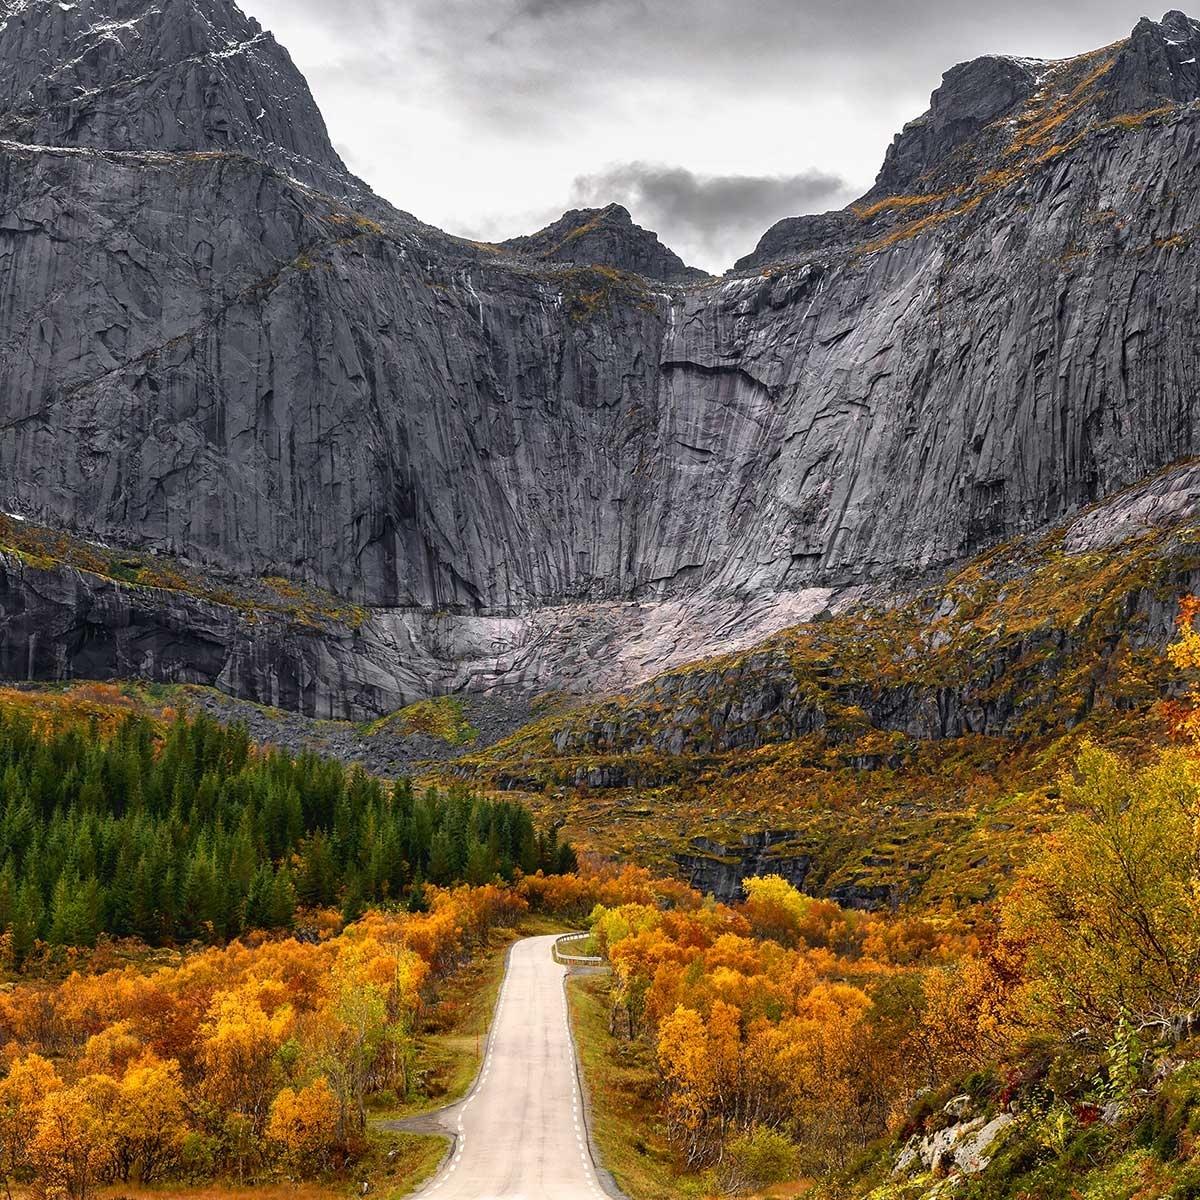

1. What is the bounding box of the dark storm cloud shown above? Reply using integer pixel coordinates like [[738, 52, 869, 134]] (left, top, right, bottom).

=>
[[571, 163, 851, 262]]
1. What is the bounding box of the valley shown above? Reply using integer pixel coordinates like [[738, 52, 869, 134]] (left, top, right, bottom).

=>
[[5, 0, 1200, 1198]]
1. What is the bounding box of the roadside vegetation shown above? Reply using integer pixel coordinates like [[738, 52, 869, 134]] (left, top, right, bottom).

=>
[[0, 866, 668, 1200], [569, 603, 1200, 1198], [0, 700, 614, 1200]]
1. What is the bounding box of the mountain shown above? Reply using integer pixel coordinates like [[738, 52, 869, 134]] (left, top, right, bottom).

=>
[[500, 204, 708, 282], [2, 1, 1200, 723], [0, 0, 363, 196], [738, 9, 1200, 267]]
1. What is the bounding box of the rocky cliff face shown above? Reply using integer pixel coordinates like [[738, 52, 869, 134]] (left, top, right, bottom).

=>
[[0, 0, 371, 198], [3, 1, 1200, 715], [483, 461, 1200, 778]]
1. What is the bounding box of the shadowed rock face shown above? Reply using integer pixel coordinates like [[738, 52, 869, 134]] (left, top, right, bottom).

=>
[[501, 204, 709, 282], [873, 54, 1041, 198], [2, 1, 1200, 713], [1113, 10, 1200, 111]]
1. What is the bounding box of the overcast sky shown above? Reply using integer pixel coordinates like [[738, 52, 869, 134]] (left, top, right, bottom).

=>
[[243, 0, 1152, 272]]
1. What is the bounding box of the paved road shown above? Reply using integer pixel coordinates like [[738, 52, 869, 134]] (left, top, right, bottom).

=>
[[418, 934, 610, 1200]]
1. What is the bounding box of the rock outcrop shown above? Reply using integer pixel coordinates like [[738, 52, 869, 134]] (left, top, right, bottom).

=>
[[894, 1096, 1014, 1178], [501, 203, 707, 282], [3, 2, 1200, 715], [675, 833, 813, 903]]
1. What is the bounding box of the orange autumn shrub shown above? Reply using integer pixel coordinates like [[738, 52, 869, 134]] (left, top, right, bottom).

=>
[[592, 876, 969, 1173], [0, 881, 538, 1196], [267, 1077, 339, 1167], [521, 858, 701, 916]]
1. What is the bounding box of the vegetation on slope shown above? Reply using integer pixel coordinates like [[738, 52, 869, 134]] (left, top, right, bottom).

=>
[[4, 478, 1196, 918], [459, 507, 1199, 906], [0, 706, 575, 963], [0, 513, 367, 630], [567, 611, 1200, 1198], [364, 697, 479, 748]]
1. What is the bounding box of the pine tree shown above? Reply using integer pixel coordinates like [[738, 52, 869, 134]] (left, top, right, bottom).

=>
[[427, 830, 454, 885], [0, 707, 575, 950], [466, 839, 494, 887], [11, 879, 41, 966], [271, 866, 298, 929]]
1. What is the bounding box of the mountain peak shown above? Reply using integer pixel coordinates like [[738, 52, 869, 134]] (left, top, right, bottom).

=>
[[1111, 8, 1200, 111], [871, 53, 1041, 198], [0, 0, 352, 193], [738, 10, 1200, 270], [501, 203, 708, 283], [871, 9, 1200, 199]]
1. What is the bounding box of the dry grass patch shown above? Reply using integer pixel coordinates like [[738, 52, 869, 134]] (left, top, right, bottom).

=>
[[858, 196, 982, 254], [851, 191, 954, 221]]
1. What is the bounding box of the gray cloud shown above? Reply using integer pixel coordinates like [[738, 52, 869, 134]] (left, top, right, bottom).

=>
[[332, 0, 1140, 129], [244, 0, 1153, 268], [570, 163, 851, 269]]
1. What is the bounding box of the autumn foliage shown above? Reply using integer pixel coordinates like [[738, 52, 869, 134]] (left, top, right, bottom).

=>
[[585, 601, 1200, 1188], [0, 882, 526, 1197], [591, 877, 973, 1174]]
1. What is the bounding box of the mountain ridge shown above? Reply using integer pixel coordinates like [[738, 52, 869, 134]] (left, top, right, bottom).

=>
[[1, 2, 1199, 718], [736, 9, 1200, 269], [0, 0, 368, 196]]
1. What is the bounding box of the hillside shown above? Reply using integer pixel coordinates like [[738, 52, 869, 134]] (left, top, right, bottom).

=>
[[4, 457, 1196, 912]]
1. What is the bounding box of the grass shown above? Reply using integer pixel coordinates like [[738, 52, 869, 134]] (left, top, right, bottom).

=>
[[1005, 51, 1118, 157], [368, 1129, 448, 1199], [365, 697, 479, 747], [87, 1189, 345, 1200], [568, 973, 706, 1200], [1106, 103, 1176, 130], [29, 1136, 447, 1200], [858, 197, 981, 254], [326, 212, 385, 236], [851, 192, 954, 221], [558, 265, 655, 323]]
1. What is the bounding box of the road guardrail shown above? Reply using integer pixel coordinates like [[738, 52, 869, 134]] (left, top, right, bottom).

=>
[[553, 931, 603, 966]]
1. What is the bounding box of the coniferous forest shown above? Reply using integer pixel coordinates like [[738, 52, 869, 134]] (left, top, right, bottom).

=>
[[0, 708, 576, 957]]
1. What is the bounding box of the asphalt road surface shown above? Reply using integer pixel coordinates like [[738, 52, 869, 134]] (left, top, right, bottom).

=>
[[418, 934, 611, 1200]]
